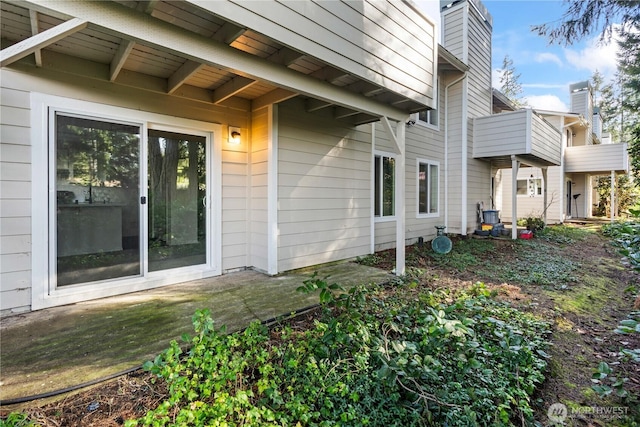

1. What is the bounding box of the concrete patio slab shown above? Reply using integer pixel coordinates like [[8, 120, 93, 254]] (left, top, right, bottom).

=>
[[0, 262, 392, 405]]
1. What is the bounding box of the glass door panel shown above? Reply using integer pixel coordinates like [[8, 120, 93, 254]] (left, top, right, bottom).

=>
[[55, 114, 141, 286], [148, 130, 206, 272]]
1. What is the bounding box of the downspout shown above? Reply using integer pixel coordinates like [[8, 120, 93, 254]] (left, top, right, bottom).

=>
[[444, 72, 467, 232], [461, 78, 468, 235]]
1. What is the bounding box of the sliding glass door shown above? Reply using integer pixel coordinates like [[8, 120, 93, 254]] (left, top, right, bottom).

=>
[[55, 114, 141, 286], [147, 129, 207, 272], [53, 113, 210, 288]]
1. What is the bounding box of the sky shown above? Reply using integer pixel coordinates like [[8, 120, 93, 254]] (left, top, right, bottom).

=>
[[416, 0, 621, 112], [485, 0, 620, 112]]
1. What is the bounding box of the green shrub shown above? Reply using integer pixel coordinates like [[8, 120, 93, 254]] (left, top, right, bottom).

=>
[[129, 279, 550, 426], [0, 413, 38, 427]]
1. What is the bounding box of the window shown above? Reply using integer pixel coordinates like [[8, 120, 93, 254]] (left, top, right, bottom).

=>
[[417, 159, 439, 216], [374, 153, 395, 217], [417, 109, 438, 127], [517, 177, 543, 196]]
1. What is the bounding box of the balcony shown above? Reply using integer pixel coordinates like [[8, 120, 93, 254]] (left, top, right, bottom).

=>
[[473, 109, 562, 168], [1, 0, 437, 123], [565, 143, 629, 173]]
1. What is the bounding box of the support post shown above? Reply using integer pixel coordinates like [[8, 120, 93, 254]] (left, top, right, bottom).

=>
[[511, 156, 520, 240], [541, 167, 548, 225], [611, 170, 615, 222], [380, 117, 406, 276]]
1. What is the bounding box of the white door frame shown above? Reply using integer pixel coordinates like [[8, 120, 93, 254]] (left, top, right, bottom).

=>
[[31, 93, 222, 310]]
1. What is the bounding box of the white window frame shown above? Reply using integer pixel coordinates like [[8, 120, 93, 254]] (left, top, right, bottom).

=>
[[31, 93, 222, 310], [416, 158, 440, 218], [516, 177, 543, 197], [373, 150, 396, 222]]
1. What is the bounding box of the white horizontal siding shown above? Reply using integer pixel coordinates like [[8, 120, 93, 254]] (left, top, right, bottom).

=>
[[442, 6, 465, 60], [277, 99, 372, 272], [192, 0, 436, 106], [0, 67, 252, 314], [530, 113, 562, 164], [473, 111, 528, 157], [446, 80, 464, 233], [249, 107, 269, 272], [466, 5, 491, 119], [498, 166, 564, 223], [565, 144, 629, 173], [473, 110, 561, 165], [1, 82, 31, 315]]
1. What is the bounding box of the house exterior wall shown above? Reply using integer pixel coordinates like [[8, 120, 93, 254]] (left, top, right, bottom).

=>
[[567, 173, 589, 218], [500, 166, 564, 223], [0, 83, 31, 313], [193, 0, 437, 108], [276, 99, 372, 271], [0, 67, 251, 315], [444, 77, 464, 234], [464, 2, 492, 234], [249, 107, 270, 273], [570, 88, 593, 143], [442, 5, 466, 61], [372, 82, 447, 251]]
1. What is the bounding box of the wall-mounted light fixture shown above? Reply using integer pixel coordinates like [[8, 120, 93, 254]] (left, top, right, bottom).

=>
[[228, 126, 241, 145]]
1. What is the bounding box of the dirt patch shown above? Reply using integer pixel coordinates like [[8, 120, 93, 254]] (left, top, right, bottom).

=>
[[2, 226, 639, 426]]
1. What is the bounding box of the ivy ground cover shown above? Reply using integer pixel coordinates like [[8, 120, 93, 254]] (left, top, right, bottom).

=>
[[126, 279, 550, 427]]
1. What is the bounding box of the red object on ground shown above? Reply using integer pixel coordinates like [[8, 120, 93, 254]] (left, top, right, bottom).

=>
[[519, 230, 533, 239]]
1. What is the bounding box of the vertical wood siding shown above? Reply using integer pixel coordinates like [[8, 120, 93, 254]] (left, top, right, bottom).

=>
[[276, 99, 372, 271]]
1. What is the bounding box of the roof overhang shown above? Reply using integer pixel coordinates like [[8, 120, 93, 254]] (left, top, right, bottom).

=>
[[492, 88, 516, 112], [438, 44, 469, 73], [1, 0, 438, 125]]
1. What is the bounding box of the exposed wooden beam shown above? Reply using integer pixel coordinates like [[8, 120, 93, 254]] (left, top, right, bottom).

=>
[[350, 113, 380, 126], [306, 98, 332, 112], [16, 49, 250, 110], [252, 88, 297, 111], [1, 17, 87, 67], [110, 41, 134, 81], [334, 106, 359, 119], [110, 1, 157, 82], [21, 0, 408, 121], [212, 75, 256, 104], [310, 65, 350, 83], [168, 60, 204, 94], [213, 22, 246, 44], [347, 80, 385, 97], [268, 47, 304, 66], [28, 10, 42, 67]]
